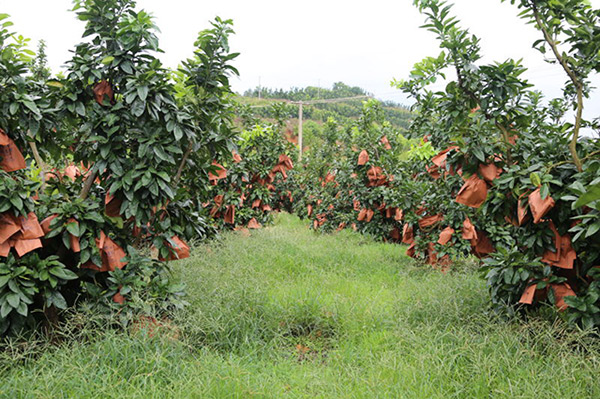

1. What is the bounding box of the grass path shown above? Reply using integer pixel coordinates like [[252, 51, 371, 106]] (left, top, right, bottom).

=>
[[2, 213, 600, 398]]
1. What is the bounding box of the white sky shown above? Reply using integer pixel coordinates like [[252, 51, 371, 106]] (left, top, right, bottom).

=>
[[2, 0, 599, 128]]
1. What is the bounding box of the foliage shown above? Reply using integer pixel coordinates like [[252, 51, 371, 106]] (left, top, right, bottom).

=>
[[0, 1, 239, 337], [287, 0, 600, 329], [205, 122, 296, 230], [393, 0, 600, 325], [481, 249, 554, 314], [289, 100, 424, 244], [0, 253, 76, 335]]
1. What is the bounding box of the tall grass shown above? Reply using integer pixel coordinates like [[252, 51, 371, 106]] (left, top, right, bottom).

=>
[[1, 213, 600, 398]]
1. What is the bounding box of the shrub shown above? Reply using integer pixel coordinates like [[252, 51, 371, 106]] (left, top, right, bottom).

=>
[[0, 1, 238, 336]]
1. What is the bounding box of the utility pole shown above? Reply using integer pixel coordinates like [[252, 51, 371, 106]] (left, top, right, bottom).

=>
[[257, 95, 371, 162], [298, 101, 303, 161]]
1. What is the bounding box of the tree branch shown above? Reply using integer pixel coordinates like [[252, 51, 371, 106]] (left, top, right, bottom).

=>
[[25, 127, 48, 190], [173, 142, 193, 188], [495, 123, 513, 165], [79, 169, 97, 200], [530, 1, 583, 172]]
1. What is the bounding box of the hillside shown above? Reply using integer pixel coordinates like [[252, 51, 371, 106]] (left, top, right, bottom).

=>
[[236, 82, 413, 132]]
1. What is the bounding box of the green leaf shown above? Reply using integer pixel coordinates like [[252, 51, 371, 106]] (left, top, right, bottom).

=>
[[6, 292, 20, 308], [9, 195, 23, 210], [75, 102, 86, 116], [46, 80, 64, 88], [125, 91, 137, 104], [87, 212, 105, 223], [530, 172, 541, 187], [1, 301, 12, 318], [0, 275, 10, 288], [156, 171, 171, 182], [585, 223, 600, 238], [101, 56, 115, 65], [137, 86, 149, 102], [49, 267, 78, 281], [472, 147, 485, 163], [8, 279, 22, 295], [574, 183, 600, 208], [131, 100, 144, 117], [22, 100, 40, 115], [153, 146, 172, 163], [540, 184, 549, 200], [105, 215, 124, 229], [16, 301, 28, 316], [121, 61, 133, 74], [47, 291, 67, 309], [111, 162, 124, 176], [173, 126, 183, 140], [66, 222, 80, 237]]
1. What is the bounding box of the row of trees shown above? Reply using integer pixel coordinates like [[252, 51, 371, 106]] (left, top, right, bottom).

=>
[[290, 0, 600, 328], [0, 0, 293, 336], [2, 0, 599, 337]]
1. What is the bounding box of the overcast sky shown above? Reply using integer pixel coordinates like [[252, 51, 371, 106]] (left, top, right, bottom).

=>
[[2, 0, 599, 126]]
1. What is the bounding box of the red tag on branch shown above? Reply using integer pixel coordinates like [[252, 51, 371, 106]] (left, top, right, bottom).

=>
[[402, 224, 414, 244], [0, 138, 27, 172], [93, 80, 114, 106], [357, 208, 367, 221], [517, 192, 529, 226], [418, 214, 443, 229], [461, 218, 477, 241], [163, 235, 190, 261], [431, 146, 460, 168], [224, 204, 235, 224], [13, 238, 42, 257], [67, 218, 81, 253], [0, 213, 21, 244], [278, 154, 294, 170], [83, 231, 128, 272], [519, 284, 537, 305], [380, 135, 392, 150], [551, 283, 576, 310], [357, 150, 369, 165], [478, 163, 502, 183], [105, 193, 122, 218], [541, 222, 576, 269], [394, 208, 403, 221], [18, 212, 44, 240], [248, 218, 262, 229], [0, 129, 10, 146], [40, 214, 58, 235], [208, 161, 227, 184], [528, 188, 555, 224], [438, 227, 455, 245], [470, 231, 495, 258], [0, 240, 9, 257], [456, 175, 488, 208]]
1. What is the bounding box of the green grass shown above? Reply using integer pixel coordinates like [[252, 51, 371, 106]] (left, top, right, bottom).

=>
[[2, 213, 600, 398]]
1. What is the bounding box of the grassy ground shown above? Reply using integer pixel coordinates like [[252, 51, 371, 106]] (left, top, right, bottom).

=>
[[2, 213, 600, 398]]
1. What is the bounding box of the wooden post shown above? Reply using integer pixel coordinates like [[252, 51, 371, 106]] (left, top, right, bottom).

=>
[[298, 101, 303, 161]]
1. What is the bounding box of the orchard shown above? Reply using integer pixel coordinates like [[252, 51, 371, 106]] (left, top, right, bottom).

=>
[[294, 0, 600, 327], [0, 0, 599, 349]]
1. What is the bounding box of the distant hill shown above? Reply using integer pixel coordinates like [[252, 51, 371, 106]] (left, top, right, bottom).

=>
[[237, 82, 413, 131]]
